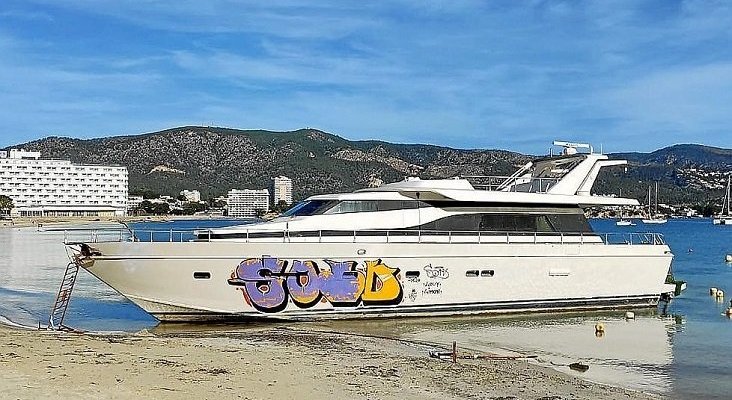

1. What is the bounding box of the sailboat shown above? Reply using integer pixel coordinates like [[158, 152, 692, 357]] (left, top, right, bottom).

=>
[[713, 176, 732, 225], [616, 192, 635, 226], [642, 182, 667, 224]]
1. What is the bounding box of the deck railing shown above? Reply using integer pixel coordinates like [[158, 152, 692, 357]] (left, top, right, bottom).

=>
[[461, 175, 561, 193], [61, 228, 666, 246]]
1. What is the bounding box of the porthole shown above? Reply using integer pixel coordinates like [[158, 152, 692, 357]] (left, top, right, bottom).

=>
[[193, 272, 211, 279]]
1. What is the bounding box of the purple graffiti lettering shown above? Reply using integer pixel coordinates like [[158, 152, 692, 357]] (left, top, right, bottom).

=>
[[286, 260, 322, 308], [228, 258, 288, 312], [319, 260, 365, 306]]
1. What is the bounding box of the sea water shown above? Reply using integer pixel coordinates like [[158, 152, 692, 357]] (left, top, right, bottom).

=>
[[1, 218, 731, 398]]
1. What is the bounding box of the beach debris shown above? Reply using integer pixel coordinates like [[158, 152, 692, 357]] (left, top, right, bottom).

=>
[[569, 362, 590, 373], [625, 311, 635, 320], [710, 287, 719, 296], [594, 322, 605, 337], [428, 348, 538, 361]]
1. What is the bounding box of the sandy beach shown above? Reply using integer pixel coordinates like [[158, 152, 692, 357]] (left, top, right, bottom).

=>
[[0, 324, 660, 400]]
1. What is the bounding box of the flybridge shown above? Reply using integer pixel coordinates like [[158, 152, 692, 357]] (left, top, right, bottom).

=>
[[362, 140, 633, 206]]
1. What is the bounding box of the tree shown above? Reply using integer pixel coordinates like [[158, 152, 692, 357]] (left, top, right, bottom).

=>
[[272, 200, 290, 214], [0, 195, 14, 216], [182, 202, 208, 215], [152, 202, 171, 215]]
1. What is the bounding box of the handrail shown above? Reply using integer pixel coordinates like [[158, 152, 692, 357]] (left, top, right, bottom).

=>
[[460, 175, 561, 193], [61, 228, 666, 246]]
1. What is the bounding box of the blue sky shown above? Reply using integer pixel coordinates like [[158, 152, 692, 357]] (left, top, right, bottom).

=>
[[1, 0, 731, 154]]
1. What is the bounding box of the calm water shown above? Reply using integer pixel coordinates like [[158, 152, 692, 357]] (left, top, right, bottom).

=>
[[1, 218, 731, 398]]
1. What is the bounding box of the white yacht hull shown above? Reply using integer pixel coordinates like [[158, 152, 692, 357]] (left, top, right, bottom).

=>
[[78, 240, 674, 322], [712, 217, 732, 225]]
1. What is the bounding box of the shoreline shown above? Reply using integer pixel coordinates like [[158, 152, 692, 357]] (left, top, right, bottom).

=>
[[0, 323, 660, 399], [0, 215, 245, 229]]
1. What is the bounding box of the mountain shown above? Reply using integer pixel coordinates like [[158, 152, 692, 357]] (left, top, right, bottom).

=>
[[7, 126, 528, 201], [5, 127, 731, 208]]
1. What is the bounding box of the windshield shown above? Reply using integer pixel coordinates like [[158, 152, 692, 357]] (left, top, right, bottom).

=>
[[281, 200, 337, 217]]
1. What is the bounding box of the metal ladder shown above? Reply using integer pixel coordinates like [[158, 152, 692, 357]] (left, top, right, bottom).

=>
[[48, 262, 80, 330]]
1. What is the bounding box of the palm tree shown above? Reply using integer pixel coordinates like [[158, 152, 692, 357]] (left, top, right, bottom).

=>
[[0, 195, 14, 217]]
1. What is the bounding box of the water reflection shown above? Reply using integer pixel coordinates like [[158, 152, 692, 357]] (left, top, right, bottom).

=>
[[0, 225, 155, 330]]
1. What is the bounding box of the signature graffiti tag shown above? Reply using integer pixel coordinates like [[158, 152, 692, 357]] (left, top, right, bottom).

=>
[[228, 258, 403, 313], [423, 264, 449, 279]]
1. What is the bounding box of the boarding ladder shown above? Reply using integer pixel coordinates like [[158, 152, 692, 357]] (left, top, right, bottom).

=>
[[47, 261, 80, 330]]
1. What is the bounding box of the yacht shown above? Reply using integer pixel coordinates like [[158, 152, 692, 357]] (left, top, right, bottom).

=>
[[68, 141, 679, 322], [713, 176, 732, 225]]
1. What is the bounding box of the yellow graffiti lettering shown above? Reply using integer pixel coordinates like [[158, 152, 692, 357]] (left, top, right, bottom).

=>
[[362, 260, 402, 304]]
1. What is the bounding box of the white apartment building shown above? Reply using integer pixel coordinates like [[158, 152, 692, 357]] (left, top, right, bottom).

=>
[[0, 149, 128, 217], [180, 189, 201, 203], [227, 189, 269, 218], [272, 175, 293, 205], [127, 195, 144, 210]]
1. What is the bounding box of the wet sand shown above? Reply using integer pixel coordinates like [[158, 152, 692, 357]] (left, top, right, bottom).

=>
[[0, 325, 659, 400]]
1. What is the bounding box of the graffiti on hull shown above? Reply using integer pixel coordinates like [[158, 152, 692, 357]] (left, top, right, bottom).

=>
[[227, 258, 403, 312]]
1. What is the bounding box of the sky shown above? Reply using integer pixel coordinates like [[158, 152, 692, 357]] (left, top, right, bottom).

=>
[[1, 0, 731, 154]]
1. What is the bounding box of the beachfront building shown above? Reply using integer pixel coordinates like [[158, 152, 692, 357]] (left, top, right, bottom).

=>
[[0, 149, 128, 217], [227, 189, 269, 218], [180, 189, 201, 203], [271, 175, 293, 206]]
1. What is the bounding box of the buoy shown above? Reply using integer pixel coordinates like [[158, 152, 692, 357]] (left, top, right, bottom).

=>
[[717, 290, 725, 298], [726, 254, 732, 263], [625, 311, 635, 320], [711, 287, 719, 296]]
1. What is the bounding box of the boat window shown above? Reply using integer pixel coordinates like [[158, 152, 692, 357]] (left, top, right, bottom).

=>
[[323, 200, 427, 214], [193, 272, 211, 279], [480, 270, 494, 277], [413, 212, 592, 233], [405, 271, 420, 279], [466, 270, 479, 277], [546, 214, 592, 232], [282, 200, 337, 217]]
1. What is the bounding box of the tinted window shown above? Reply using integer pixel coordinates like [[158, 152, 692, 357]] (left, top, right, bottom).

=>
[[413, 213, 591, 233], [324, 200, 427, 214], [282, 200, 336, 217]]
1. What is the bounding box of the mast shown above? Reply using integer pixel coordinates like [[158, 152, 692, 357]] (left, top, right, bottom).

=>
[[654, 181, 659, 216], [647, 186, 652, 217], [722, 175, 732, 216]]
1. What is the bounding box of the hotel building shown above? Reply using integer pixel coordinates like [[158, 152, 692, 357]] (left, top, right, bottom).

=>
[[0, 149, 128, 217], [227, 189, 270, 218], [271, 175, 293, 205]]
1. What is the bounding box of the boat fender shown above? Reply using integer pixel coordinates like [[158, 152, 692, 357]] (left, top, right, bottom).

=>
[[710, 287, 719, 296]]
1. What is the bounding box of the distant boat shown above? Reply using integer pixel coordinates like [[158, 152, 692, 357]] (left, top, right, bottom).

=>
[[713, 176, 732, 225], [642, 182, 667, 224], [616, 219, 635, 226]]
